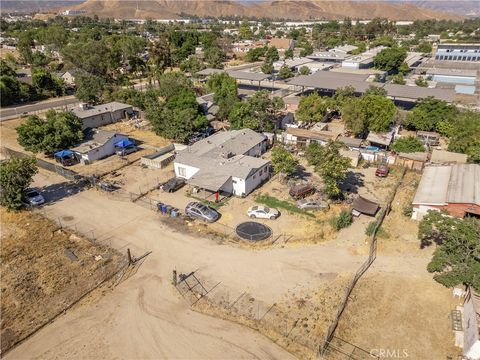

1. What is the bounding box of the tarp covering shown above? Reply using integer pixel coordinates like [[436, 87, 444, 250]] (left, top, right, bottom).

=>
[[352, 196, 380, 216], [54, 149, 74, 158], [114, 139, 134, 148]]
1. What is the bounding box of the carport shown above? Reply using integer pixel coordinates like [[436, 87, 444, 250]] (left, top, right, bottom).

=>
[[187, 172, 232, 202]]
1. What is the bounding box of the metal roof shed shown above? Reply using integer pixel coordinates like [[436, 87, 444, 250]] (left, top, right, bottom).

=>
[[384, 84, 455, 102]]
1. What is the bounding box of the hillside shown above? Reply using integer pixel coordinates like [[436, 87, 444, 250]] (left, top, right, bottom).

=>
[[61, 0, 463, 21]]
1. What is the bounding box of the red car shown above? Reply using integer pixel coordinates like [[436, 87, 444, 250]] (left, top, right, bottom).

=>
[[375, 165, 389, 177]]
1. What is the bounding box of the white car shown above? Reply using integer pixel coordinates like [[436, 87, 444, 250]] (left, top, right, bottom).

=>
[[24, 189, 45, 206], [247, 205, 279, 220]]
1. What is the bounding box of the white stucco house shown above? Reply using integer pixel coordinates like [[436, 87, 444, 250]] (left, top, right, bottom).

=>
[[71, 129, 128, 164], [174, 129, 270, 197]]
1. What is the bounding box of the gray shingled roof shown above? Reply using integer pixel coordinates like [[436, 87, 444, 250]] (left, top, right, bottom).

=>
[[72, 102, 133, 119]]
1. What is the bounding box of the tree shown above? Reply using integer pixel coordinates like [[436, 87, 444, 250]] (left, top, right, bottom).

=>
[[265, 46, 279, 62], [156, 72, 192, 100], [179, 55, 205, 75], [298, 66, 310, 75], [228, 90, 283, 131], [390, 74, 406, 85], [299, 42, 313, 57], [390, 136, 425, 153], [203, 46, 225, 69], [448, 111, 480, 163], [239, 21, 253, 39], [405, 97, 458, 133], [207, 73, 239, 120], [245, 47, 266, 62], [365, 85, 387, 97], [32, 69, 64, 96], [0, 60, 16, 77], [278, 65, 293, 79], [296, 93, 330, 124], [146, 89, 207, 143], [373, 47, 407, 73], [342, 94, 396, 135], [332, 86, 355, 108], [284, 48, 294, 59], [16, 110, 84, 155], [17, 31, 34, 64], [75, 71, 105, 104], [306, 140, 350, 198], [271, 146, 298, 176], [0, 156, 38, 211], [415, 42, 432, 54], [261, 59, 274, 75], [415, 76, 428, 87], [148, 34, 172, 78], [418, 211, 480, 291]]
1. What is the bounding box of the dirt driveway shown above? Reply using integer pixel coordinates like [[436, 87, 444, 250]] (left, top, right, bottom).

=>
[[4, 169, 445, 359]]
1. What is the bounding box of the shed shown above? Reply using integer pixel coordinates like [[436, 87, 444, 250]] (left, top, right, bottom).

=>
[[352, 196, 380, 216], [141, 144, 175, 169], [395, 152, 428, 171], [430, 149, 468, 164]]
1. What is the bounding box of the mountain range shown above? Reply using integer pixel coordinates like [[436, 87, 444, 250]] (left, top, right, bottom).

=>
[[2, 0, 477, 20]]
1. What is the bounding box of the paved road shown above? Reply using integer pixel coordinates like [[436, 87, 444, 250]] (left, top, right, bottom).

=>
[[0, 96, 79, 121]]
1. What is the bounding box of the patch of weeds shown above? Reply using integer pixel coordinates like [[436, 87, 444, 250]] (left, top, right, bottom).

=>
[[255, 194, 315, 218], [186, 193, 230, 209], [329, 210, 353, 231]]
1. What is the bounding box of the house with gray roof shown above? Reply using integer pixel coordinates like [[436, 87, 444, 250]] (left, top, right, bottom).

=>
[[71, 129, 128, 164], [174, 129, 270, 197], [72, 102, 134, 130], [412, 164, 480, 220]]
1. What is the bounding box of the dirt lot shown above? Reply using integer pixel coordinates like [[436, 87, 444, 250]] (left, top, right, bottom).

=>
[[0, 208, 126, 354], [101, 121, 171, 149], [378, 171, 425, 255], [333, 273, 460, 359]]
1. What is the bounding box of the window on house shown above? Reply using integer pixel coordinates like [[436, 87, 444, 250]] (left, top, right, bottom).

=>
[[178, 167, 186, 177]]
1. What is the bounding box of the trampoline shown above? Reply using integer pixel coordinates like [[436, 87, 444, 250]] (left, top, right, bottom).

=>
[[235, 221, 272, 241]]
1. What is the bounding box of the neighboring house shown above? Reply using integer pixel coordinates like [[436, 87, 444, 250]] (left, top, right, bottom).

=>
[[72, 102, 134, 130], [337, 136, 363, 151], [71, 129, 128, 164], [56, 70, 78, 86], [411, 164, 480, 220], [281, 127, 338, 147], [394, 152, 428, 171], [174, 129, 270, 197], [456, 286, 480, 360], [366, 131, 394, 149], [430, 149, 468, 164]]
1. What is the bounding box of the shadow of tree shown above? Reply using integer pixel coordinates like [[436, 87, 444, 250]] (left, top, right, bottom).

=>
[[340, 171, 365, 194]]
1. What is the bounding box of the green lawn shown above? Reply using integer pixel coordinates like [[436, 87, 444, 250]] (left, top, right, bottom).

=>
[[255, 194, 315, 218]]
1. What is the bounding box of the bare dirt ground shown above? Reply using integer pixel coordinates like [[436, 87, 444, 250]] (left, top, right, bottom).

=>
[[101, 121, 171, 149], [333, 273, 460, 359], [0, 208, 126, 354], [2, 165, 454, 359]]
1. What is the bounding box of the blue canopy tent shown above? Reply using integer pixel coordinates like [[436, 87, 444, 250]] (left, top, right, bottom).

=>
[[54, 149, 77, 166], [54, 149, 74, 158], [114, 139, 135, 148]]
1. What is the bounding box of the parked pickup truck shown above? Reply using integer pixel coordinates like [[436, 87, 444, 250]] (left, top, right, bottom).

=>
[[289, 183, 315, 200]]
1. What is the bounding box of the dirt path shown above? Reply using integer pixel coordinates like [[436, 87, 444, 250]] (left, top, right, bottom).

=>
[[5, 170, 433, 359]]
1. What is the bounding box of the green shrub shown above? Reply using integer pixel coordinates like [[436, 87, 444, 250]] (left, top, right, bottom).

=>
[[403, 205, 413, 217], [365, 221, 378, 236], [330, 210, 353, 231]]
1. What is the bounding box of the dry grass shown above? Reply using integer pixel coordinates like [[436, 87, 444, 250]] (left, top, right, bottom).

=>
[[0, 208, 126, 353], [334, 274, 460, 359]]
